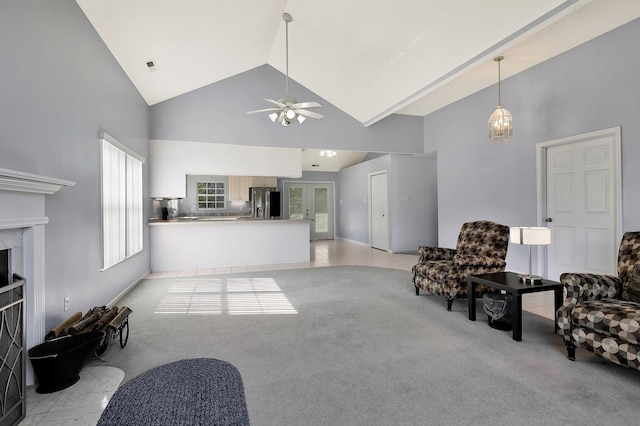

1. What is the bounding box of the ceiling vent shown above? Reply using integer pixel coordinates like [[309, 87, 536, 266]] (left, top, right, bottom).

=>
[[145, 60, 158, 72]]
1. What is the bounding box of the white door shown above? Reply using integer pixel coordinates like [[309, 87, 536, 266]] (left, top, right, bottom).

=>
[[370, 172, 388, 251], [540, 128, 621, 281], [284, 182, 334, 240]]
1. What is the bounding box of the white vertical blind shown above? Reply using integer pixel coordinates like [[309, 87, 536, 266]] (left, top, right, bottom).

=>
[[126, 154, 143, 256], [101, 135, 144, 270]]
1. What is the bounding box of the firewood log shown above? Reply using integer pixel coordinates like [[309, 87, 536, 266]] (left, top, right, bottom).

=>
[[94, 306, 119, 331], [45, 311, 82, 340], [68, 306, 106, 335]]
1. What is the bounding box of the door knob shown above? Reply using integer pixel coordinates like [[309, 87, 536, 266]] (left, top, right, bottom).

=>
[[545, 218, 553, 223]]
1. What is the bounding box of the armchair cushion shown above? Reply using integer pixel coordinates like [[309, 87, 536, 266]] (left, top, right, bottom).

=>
[[571, 300, 640, 345], [622, 264, 640, 303]]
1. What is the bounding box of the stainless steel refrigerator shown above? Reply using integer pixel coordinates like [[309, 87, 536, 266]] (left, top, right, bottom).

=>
[[250, 187, 281, 218]]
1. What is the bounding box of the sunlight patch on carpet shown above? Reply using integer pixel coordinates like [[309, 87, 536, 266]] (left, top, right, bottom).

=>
[[155, 277, 298, 315]]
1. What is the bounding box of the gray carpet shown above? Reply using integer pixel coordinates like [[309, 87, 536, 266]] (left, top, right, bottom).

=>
[[97, 358, 249, 426], [96, 266, 640, 425]]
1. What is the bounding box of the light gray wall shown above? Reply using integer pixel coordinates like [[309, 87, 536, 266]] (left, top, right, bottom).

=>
[[150, 65, 424, 155], [424, 18, 640, 274], [338, 155, 437, 251], [389, 155, 438, 253], [338, 156, 390, 244], [0, 1, 150, 330]]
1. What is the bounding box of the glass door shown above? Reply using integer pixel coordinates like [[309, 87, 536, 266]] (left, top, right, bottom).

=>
[[284, 182, 334, 240]]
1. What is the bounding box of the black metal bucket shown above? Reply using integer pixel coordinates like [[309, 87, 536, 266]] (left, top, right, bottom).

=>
[[28, 330, 105, 393]]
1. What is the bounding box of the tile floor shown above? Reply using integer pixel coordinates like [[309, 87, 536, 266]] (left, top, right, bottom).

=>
[[20, 239, 556, 425], [21, 366, 123, 425]]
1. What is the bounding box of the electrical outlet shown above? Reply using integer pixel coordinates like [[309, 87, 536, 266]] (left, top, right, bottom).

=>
[[64, 297, 70, 311]]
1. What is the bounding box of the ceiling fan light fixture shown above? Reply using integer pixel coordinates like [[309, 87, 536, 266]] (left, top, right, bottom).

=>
[[246, 13, 323, 126]]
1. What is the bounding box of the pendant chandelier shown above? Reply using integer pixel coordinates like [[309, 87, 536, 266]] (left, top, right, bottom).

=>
[[488, 56, 512, 143]]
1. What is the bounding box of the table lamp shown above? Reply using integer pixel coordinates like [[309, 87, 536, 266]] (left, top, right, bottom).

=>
[[510, 226, 551, 285]]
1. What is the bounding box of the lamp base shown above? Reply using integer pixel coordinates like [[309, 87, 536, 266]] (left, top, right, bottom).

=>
[[518, 274, 544, 285]]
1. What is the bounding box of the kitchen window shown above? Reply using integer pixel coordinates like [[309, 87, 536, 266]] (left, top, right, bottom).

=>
[[197, 181, 226, 209]]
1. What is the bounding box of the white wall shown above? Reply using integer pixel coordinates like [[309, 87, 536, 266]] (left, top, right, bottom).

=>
[[149, 140, 303, 198]]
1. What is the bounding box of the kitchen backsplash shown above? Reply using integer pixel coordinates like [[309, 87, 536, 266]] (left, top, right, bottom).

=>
[[151, 174, 252, 219]]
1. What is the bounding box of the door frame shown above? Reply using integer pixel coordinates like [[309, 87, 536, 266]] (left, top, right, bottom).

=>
[[282, 180, 336, 240], [368, 169, 389, 251], [535, 126, 622, 277]]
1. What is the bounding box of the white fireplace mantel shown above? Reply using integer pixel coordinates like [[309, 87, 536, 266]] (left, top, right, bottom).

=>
[[0, 167, 75, 385], [0, 167, 76, 195]]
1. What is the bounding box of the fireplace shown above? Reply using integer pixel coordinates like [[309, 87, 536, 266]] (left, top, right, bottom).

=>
[[0, 249, 9, 286], [0, 167, 75, 391]]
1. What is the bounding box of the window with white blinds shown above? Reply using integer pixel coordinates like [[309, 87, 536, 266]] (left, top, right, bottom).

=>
[[101, 133, 144, 270]]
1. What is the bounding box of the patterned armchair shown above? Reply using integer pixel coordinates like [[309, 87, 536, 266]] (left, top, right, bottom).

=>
[[556, 232, 640, 369], [411, 220, 510, 311]]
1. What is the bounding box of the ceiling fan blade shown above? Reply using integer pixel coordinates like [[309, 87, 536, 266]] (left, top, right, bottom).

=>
[[294, 109, 324, 120], [292, 101, 321, 109], [263, 98, 287, 108], [247, 107, 280, 114]]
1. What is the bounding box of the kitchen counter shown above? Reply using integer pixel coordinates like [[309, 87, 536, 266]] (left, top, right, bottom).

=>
[[148, 216, 280, 223], [149, 218, 310, 271]]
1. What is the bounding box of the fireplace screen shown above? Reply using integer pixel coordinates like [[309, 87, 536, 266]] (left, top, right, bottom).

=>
[[0, 274, 25, 425], [0, 249, 9, 287]]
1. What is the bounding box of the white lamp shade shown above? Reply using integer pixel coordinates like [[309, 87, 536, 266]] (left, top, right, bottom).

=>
[[510, 227, 551, 245]]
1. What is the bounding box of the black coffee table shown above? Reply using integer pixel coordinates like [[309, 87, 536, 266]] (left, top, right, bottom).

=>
[[467, 272, 563, 341]]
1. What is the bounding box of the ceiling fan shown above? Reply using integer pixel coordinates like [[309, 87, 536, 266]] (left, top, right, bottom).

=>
[[247, 12, 323, 126]]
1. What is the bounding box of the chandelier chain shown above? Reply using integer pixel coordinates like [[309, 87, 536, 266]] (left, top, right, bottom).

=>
[[497, 57, 502, 105]]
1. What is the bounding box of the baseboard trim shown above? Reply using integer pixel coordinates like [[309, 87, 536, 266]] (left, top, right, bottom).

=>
[[108, 268, 150, 307], [336, 237, 370, 247]]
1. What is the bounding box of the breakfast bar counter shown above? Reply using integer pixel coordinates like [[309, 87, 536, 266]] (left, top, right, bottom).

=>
[[149, 218, 310, 272]]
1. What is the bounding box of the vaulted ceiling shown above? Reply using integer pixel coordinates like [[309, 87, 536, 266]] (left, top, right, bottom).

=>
[[76, 0, 639, 127]]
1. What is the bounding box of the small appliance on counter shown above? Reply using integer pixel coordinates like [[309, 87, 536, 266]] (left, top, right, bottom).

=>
[[152, 198, 179, 221], [250, 187, 281, 219]]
